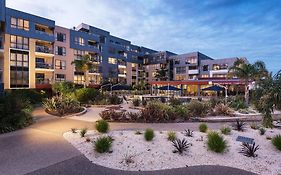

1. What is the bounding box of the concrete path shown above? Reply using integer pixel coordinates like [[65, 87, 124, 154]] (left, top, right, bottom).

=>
[[0, 108, 256, 175]]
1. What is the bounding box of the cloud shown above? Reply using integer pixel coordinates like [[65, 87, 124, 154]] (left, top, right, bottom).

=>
[[6, 0, 281, 73]]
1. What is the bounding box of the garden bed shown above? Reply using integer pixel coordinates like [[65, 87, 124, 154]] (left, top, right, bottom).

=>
[[64, 128, 281, 174]]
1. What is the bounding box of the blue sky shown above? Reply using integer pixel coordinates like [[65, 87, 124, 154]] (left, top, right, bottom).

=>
[[6, 0, 281, 73]]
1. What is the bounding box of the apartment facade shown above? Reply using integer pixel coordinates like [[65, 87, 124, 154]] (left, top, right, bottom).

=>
[[0, 0, 247, 94]]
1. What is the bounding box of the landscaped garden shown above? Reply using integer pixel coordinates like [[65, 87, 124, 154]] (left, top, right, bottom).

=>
[[64, 120, 281, 174]]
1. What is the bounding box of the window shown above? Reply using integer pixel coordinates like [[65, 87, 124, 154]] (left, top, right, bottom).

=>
[[56, 32, 66, 42], [186, 57, 197, 64], [175, 67, 186, 74], [55, 74, 66, 82], [201, 74, 209, 78], [108, 57, 117, 64], [10, 17, 29, 31], [189, 66, 198, 70], [203, 65, 209, 71], [74, 72, 85, 85], [10, 35, 29, 50], [10, 50, 29, 88], [55, 46, 66, 56], [175, 60, 180, 64], [74, 37, 84, 46], [74, 50, 86, 60], [55, 60, 66, 70]]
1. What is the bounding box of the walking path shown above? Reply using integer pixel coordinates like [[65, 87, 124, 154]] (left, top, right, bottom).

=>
[[0, 107, 256, 175]]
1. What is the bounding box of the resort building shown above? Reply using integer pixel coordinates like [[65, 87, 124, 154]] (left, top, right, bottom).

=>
[[0, 0, 247, 95]]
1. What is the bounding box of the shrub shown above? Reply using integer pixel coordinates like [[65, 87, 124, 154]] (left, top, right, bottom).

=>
[[107, 95, 123, 105], [209, 97, 224, 108], [0, 94, 33, 133], [75, 88, 101, 104], [94, 136, 112, 153], [199, 123, 208, 133], [187, 100, 210, 117], [169, 97, 181, 107], [9, 89, 46, 105], [140, 101, 175, 122], [43, 95, 82, 116], [259, 128, 266, 135], [174, 105, 189, 120], [144, 128, 154, 141], [167, 131, 177, 141], [184, 129, 193, 137], [99, 110, 126, 121], [212, 104, 234, 116], [228, 96, 247, 110], [207, 131, 227, 153], [239, 142, 259, 157], [142, 100, 147, 106], [95, 120, 109, 133], [220, 126, 231, 135], [132, 99, 140, 107], [52, 81, 76, 96], [172, 138, 190, 154], [272, 135, 281, 151], [80, 128, 87, 137], [233, 120, 246, 132]]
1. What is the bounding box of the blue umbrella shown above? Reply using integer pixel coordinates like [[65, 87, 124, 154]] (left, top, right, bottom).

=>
[[201, 85, 225, 91], [111, 84, 131, 91], [157, 85, 180, 91]]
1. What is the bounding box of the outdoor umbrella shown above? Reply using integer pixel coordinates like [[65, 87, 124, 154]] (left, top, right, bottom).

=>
[[157, 85, 180, 91], [201, 85, 225, 91], [111, 84, 131, 91]]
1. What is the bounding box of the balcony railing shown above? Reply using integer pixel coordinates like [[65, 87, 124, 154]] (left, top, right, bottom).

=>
[[36, 78, 51, 84], [36, 45, 53, 54], [35, 29, 54, 37], [36, 63, 54, 69]]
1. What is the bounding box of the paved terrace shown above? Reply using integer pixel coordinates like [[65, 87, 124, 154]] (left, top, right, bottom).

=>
[[0, 107, 256, 175]]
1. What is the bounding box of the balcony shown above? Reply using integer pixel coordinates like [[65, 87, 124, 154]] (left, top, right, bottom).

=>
[[35, 62, 54, 71], [89, 69, 100, 74], [35, 78, 52, 89], [36, 45, 53, 54], [35, 24, 54, 37], [188, 69, 199, 74]]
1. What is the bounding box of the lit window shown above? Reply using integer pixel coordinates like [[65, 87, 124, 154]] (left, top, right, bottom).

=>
[[108, 57, 117, 64], [10, 17, 29, 31], [55, 74, 66, 82], [55, 60, 66, 70], [75, 37, 84, 46]]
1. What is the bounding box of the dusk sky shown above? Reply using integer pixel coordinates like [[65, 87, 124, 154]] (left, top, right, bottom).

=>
[[6, 0, 281, 73]]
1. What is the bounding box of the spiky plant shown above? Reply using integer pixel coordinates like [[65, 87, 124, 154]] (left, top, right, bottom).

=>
[[172, 138, 191, 154], [167, 131, 177, 141], [239, 142, 259, 157], [184, 129, 193, 137], [233, 120, 246, 131], [272, 135, 281, 151], [80, 128, 87, 137]]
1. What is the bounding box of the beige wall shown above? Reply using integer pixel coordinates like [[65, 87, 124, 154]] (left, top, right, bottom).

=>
[[29, 38, 36, 88], [54, 26, 74, 82], [3, 34, 9, 89]]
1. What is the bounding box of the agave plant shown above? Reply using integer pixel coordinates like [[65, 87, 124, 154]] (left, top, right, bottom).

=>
[[184, 129, 193, 137], [233, 120, 246, 131], [239, 142, 259, 157], [172, 138, 191, 154]]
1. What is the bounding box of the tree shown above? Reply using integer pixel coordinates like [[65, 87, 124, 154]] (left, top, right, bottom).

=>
[[155, 67, 168, 81], [228, 58, 268, 105], [71, 54, 94, 88], [252, 70, 281, 127]]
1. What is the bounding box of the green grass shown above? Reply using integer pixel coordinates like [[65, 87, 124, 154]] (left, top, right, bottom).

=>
[[207, 131, 227, 153], [144, 128, 154, 141], [199, 123, 208, 133]]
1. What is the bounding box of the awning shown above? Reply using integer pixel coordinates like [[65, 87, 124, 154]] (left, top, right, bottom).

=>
[[201, 85, 225, 91], [157, 85, 180, 91]]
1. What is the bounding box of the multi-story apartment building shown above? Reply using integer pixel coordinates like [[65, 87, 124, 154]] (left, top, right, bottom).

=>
[[0, 0, 247, 96]]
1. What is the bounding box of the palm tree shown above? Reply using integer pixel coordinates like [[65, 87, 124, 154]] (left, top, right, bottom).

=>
[[155, 67, 168, 81], [71, 54, 94, 88], [252, 70, 281, 127], [228, 58, 268, 105]]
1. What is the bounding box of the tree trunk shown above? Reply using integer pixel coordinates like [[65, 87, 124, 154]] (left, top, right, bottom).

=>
[[83, 71, 87, 88], [245, 80, 249, 106]]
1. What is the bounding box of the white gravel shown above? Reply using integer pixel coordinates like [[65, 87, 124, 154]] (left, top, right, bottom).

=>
[[63, 127, 281, 175]]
